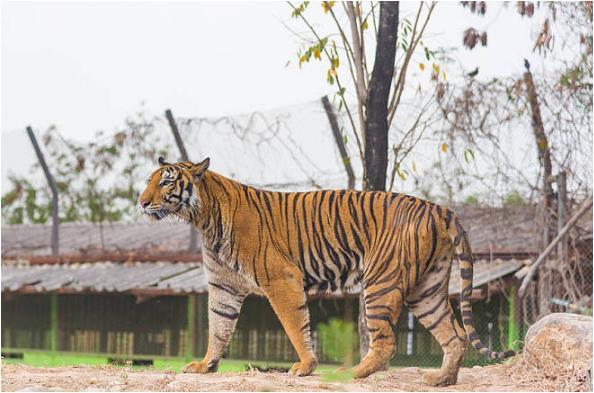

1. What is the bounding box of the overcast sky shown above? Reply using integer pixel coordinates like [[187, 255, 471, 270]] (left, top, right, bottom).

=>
[[2, 1, 547, 189]]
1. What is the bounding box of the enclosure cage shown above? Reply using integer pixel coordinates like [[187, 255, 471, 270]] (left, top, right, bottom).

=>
[[2, 291, 519, 368]]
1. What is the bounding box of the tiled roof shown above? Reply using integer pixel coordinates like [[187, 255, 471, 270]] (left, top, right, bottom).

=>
[[1, 258, 526, 296], [1, 205, 556, 257], [1, 221, 198, 257]]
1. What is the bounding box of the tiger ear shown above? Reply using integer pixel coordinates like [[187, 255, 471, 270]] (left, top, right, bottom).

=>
[[158, 156, 170, 166], [190, 157, 210, 182]]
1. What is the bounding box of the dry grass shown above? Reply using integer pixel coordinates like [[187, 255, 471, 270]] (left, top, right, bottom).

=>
[[505, 348, 591, 392]]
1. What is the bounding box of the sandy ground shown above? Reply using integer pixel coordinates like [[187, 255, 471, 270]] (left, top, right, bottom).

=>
[[1, 363, 543, 392]]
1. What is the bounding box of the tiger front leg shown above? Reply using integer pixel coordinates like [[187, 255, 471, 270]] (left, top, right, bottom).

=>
[[263, 265, 317, 376], [183, 281, 247, 374]]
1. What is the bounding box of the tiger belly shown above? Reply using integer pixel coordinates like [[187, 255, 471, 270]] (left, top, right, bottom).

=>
[[303, 265, 361, 295]]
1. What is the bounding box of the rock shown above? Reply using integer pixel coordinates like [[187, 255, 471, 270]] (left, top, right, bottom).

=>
[[525, 312, 592, 372]]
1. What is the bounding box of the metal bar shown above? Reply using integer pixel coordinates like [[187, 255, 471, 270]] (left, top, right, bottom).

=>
[[7, 285, 207, 297], [2, 252, 203, 264], [0, 347, 197, 361], [321, 96, 355, 189], [186, 294, 196, 361], [1, 250, 536, 264], [519, 196, 593, 297], [165, 109, 198, 253], [165, 109, 189, 161], [549, 297, 592, 314], [26, 126, 59, 255]]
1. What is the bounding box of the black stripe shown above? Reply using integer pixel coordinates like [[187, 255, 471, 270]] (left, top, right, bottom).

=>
[[211, 307, 239, 320], [209, 281, 239, 296]]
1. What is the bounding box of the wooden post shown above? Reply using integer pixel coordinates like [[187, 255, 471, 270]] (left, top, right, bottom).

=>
[[321, 96, 356, 190], [186, 295, 196, 361], [523, 67, 554, 238], [557, 172, 568, 263], [50, 294, 58, 356], [524, 66, 554, 317], [165, 109, 198, 253], [26, 126, 59, 255]]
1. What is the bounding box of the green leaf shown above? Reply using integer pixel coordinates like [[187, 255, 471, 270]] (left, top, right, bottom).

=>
[[464, 148, 475, 163]]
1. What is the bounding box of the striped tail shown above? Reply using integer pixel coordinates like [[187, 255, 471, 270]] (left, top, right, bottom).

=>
[[450, 215, 516, 360]]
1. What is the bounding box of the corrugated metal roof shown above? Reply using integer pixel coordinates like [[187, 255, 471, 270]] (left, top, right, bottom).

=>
[[1, 258, 526, 296], [1, 205, 552, 257], [1, 262, 202, 294], [448, 258, 528, 295]]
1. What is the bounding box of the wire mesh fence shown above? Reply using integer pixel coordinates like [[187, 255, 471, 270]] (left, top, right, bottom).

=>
[[2, 289, 526, 369]]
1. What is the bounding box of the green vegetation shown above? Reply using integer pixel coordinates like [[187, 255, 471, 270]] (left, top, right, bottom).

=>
[[464, 194, 479, 205], [317, 318, 356, 366], [503, 190, 525, 206], [1, 350, 341, 373]]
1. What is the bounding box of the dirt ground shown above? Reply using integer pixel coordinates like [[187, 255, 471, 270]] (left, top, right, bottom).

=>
[[1, 363, 544, 392]]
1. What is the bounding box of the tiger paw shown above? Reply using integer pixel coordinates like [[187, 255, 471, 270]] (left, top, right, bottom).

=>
[[288, 358, 318, 376], [182, 361, 211, 374], [421, 370, 457, 386]]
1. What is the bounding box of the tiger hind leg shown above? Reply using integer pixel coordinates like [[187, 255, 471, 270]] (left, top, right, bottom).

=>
[[407, 256, 468, 386], [352, 279, 403, 378]]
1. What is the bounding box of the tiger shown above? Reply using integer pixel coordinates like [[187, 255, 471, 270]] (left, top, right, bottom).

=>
[[138, 156, 515, 386]]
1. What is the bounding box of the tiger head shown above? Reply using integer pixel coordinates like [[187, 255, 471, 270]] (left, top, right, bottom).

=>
[[138, 156, 210, 222]]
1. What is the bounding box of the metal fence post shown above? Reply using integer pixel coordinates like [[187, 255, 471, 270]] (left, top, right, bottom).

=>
[[164, 109, 198, 253], [26, 126, 59, 255], [321, 96, 355, 190]]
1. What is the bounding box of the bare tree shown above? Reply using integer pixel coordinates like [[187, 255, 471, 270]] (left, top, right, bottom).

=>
[[288, 0, 438, 358]]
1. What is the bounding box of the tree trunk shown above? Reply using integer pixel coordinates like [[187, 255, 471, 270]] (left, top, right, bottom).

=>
[[359, 1, 399, 359], [363, 2, 399, 192], [523, 68, 554, 318], [523, 70, 554, 214]]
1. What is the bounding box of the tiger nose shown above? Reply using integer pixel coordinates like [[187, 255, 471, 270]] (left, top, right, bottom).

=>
[[139, 200, 150, 208]]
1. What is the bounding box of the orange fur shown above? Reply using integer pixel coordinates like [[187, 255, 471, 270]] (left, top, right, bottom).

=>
[[139, 159, 514, 384]]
